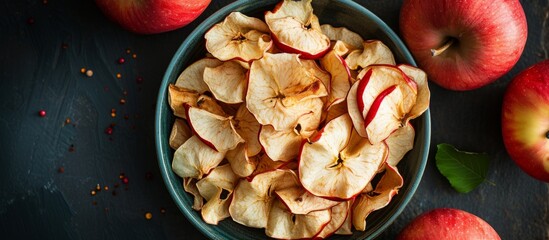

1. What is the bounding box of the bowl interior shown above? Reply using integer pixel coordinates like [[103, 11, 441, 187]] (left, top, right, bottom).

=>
[[155, 0, 431, 239]]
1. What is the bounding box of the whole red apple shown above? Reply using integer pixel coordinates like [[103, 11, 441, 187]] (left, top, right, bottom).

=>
[[502, 59, 549, 182], [399, 0, 527, 91], [95, 0, 211, 34], [397, 208, 500, 240]]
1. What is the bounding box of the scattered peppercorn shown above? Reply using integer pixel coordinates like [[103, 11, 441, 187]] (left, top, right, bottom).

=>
[[86, 69, 93, 77], [58, 167, 65, 173], [160, 208, 166, 214], [119, 98, 126, 105], [65, 118, 71, 124], [92, 201, 97, 205], [38, 110, 46, 117], [132, 53, 137, 59], [116, 73, 122, 79], [105, 126, 113, 135], [126, 48, 131, 54], [145, 212, 152, 220], [104, 186, 109, 191], [68, 144, 75, 152], [96, 184, 101, 191]]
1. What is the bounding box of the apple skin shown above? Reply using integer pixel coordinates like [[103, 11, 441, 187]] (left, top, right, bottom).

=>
[[397, 208, 500, 240], [95, 0, 211, 34], [501, 59, 549, 182], [399, 0, 527, 91]]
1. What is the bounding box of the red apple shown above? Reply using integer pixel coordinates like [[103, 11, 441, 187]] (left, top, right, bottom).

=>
[[397, 208, 500, 240], [399, 0, 527, 91], [95, 0, 211, 34], [502, 59, 549, 182]]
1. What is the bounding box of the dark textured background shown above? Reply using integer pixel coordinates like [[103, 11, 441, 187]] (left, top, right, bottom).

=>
[[0, 0, 547, 239]]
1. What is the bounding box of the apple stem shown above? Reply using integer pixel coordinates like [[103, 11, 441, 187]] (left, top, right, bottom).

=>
[[431, 38, 455, 57]]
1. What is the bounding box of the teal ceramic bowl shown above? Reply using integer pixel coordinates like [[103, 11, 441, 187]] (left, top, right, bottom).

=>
[[155, 0, 431, 239]]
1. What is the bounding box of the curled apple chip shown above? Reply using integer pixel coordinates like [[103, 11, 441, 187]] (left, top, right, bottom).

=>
[[320, 41, 353, 107], [247, 154, 294, 181], [169, 118, 192, 150], [172, 135, 225, 179], [229, 169, 300, 228], [352, 163, 403, 231], [320, 24, 364, 51], [187, 106, 245, 152], [233, 104, 262, 156], [260, 125, 303, 162], [168, 84, 226, 118], [183, 177, 203, 211], [225, 143, 258, 178], [386, 123, 415, 166], [398, 64, 431, 120], [205, 12, 271, 62], [203, 61, 248, 104], [345, 40, 396, 70], [175, 58, 223, 93], [299, 114, 388, 199], [265, 0, 330, 59], [275, 186, 340, 215], [347, 65, 418, 143], [265, 199, 332, 239], [196, 164, 239, 225], [315, 201, 351, 238], [246, 53, 327, 131]]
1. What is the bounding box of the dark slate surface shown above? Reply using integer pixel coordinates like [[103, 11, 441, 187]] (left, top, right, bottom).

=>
[[0, 0, 547, 239]]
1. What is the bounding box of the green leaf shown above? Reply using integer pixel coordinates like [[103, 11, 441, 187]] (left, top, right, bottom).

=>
[[435, 143, 490, 193]]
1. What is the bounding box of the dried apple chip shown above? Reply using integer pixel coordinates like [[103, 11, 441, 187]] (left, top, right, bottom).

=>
[[265, 0, 330, 59], [345, 40, 396, 70], [233, 104, 262, 156], [203, 61, 248, 104], [186, 106, 244, 152], [175, 58, 223, 93], [352, 163, 403, 231], [229, 169, 300, 228], [196, 164, 239, 225], [168, 84, 225, 118], [299, 114, 388, 199], [265, 199, 332, 239], [386, 123, 415, 166], [315, 201, 351, 238], [205, 12, 271, 62], [260, 125, 303, 162], [246, 53, 327, 131], [183, 177, 203, 211], [172, 135, 225, 179], [398, 64, 431, 120], [225, 143, 258, 178], [275, 186, 340, 215], [320, 41, 353, 107], [169, 118, 192, 150], [347, 65, 418, 143], [320, 24, 364, 51]]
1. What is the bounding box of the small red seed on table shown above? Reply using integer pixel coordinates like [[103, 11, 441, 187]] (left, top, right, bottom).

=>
[[38, 110, 46, 117], [118, 57, 125, 64]]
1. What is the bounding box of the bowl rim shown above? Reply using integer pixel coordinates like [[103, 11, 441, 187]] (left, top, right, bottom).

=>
[[155, 0, 431, 239]]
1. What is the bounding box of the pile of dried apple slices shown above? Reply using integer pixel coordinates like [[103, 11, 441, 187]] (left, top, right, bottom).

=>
[[167, 0, 430, 238]]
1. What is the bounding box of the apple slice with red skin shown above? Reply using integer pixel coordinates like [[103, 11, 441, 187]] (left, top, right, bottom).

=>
[[345, 40, 396, 70], [399, 0, 527, 91], [225, 143, 258, 178], [265, 0, 330, 59], [95, 0, 211, 34], [347, 65, 418, 143], [169, 118, 192, 150], [299, 114, 388, 200], [352, 163, 403, 231], [397, 64, 430, 120], [334, 201, 353, 235], [205, 12, 272, 62], [502, 59, 549, 182], [246, 154, 294, 181], [265, 199, 332, 239], [314, 201, 351, 239], [229, 169, 300, 228], [172, 135, 225, 179], [186, 106, 244, 152], [233, 104, 262, 156]]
